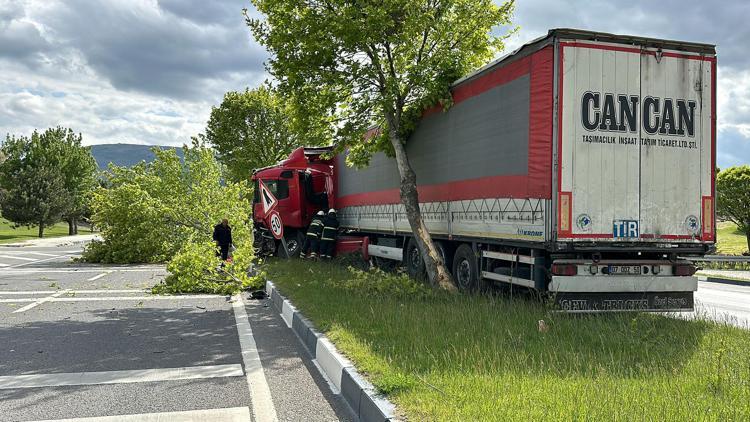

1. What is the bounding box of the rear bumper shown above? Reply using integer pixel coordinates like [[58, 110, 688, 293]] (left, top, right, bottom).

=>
[[549, 275, 697, 312], [549, 275, 697, 292]]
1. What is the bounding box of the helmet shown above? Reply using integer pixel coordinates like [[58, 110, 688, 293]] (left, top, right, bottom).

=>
[[328, 208, 336, 214], [317, 210, 325, 216]]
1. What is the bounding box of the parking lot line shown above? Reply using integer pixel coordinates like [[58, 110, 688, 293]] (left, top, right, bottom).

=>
[[0, 364, 244, 389], [13, 289, 71, 313], [0, 255, 38, 261], [24, 252, 60, 257], [87, 271, 112, 281], [0, 268, 164, 274], [232, 294, 277, 422], [32, 406, 252, 422], [8, 255, 71, 268], [0, 294, 228, 303], [0, 289, 148, 295]]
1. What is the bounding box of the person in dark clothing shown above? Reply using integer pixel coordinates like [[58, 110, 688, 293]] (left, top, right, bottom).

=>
[[300, 210, 325, 259], [320, 209, 339, 259], [213, 218, 233, 261]]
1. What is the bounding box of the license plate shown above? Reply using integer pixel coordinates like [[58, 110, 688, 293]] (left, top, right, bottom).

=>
[[608, 265, 642, 275]]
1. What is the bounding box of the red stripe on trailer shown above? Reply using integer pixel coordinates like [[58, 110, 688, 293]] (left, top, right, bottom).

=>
[[710, 58, 717, 242], [559, 41, 717, 63], [556, 44, 565, 236], [338, 47, 555, 207], [528, 46, 554, 198]]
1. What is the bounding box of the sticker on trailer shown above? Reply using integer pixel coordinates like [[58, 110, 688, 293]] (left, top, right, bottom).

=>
[[613, 220, 639, 238], [268, 211, 284, 240], [258, 179, 278, 214]]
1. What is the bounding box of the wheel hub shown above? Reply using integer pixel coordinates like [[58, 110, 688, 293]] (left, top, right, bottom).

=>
[[457, 260, 471, 288], [409, 247, 421, 270]]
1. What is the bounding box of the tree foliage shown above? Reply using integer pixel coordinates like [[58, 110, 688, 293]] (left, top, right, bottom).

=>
[[0, 127, 97, 237], [204, 85, 304, 183], [717, 165, 750, 251], [82, 144, 260, 293], [247, 0, 515, 288]]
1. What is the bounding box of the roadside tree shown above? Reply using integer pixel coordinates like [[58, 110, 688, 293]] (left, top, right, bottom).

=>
[[716, 165, 750, 252], [204, 85, 303, 183], [247, 0, 515, 290], [0, 128, 98, 237]]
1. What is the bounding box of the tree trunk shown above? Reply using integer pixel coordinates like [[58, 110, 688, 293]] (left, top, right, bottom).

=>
[[746, 231, 750, 255], [38, 221, 44, 238], [385, 116, 456, 291], [68, 218, 75, 236]]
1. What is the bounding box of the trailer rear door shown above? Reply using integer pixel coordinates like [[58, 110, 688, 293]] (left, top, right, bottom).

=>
[[557, 40, 715, 243]]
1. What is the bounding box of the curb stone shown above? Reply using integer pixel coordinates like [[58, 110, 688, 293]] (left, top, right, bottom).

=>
[[696, 275, 750, 287], [265, 280, 399, 422]]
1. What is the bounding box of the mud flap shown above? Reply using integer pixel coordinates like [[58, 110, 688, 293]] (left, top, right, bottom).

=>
[[553, 291, 694, 312]]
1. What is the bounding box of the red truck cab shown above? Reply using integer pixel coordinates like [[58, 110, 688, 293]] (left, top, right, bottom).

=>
[[252, 147, 335, 256]]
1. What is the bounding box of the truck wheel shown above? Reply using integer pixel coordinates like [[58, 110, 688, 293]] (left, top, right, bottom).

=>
[[405, 238, 427, 281], [452, 244, 478, 291], [278, 230, 305, 259], [435, 241, 452, 269]]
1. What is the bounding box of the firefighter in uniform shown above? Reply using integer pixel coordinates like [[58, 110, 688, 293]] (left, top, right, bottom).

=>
[[320, 209, 339, 259], [300, 210, 325, 259]]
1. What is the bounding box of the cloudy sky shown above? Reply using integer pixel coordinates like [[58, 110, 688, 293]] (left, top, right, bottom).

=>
[[0, 0, 748, 168]]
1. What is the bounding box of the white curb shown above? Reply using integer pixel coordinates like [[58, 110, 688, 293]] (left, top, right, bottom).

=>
[[265, 281, 398, 422]]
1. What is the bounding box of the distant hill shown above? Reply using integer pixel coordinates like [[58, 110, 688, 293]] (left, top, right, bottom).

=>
[[89, 144, 183, 170]]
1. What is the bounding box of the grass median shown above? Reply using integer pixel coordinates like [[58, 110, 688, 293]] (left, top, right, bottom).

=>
[[716, 221, 748, 255], [264, 259, 750, 421], [0, 218, 78, 244]]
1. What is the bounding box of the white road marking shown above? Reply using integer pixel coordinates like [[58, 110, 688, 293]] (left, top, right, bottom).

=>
[[8, 255, 70, 268], [0, 254, 37, 261], [232, 294, 277, 422], [87, 271, 112, 281], [0, 294, 227, 303], [32, 407, 252, 422], [0, 364, 244, 389], [0, 289, 148, 295], [24, 252, 60, 257], [12, 289, 71, 313], [0, 268, 165, 274]]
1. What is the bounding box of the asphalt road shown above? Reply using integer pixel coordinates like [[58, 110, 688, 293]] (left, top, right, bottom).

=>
[[0, 242, 352, 421], [694, 279, 750, 328]]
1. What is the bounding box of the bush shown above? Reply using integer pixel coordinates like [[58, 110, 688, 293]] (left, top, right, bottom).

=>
[[153, 241, 263, 294]]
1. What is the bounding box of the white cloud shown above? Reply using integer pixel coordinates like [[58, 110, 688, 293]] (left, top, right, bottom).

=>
[[0, 0, 265, 146]]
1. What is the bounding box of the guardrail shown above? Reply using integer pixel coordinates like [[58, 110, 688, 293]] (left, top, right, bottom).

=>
[[684, 255, 750, 263], [683, 255, 750, 270]]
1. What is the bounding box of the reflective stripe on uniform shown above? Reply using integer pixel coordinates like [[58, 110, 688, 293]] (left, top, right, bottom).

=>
[[321, 237, 334, 241]]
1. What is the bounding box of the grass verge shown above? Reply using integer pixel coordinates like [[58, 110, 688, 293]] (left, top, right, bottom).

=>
[[264, 259, 750, 421], [716, 221, 748, 255], [0, 218, 86, 244]]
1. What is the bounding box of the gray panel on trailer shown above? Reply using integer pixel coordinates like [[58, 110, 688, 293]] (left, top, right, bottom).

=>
[[338, 74, 530, 197]]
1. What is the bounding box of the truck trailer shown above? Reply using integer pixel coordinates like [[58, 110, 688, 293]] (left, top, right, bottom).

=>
[[252, 29, 717, 312]]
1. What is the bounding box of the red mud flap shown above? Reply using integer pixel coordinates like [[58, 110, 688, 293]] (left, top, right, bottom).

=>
[[553, 291, 694, 313]]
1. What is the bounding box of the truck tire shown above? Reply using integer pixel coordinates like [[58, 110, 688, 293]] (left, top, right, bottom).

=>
[[452, 244, 478, 291], [278, 230, 305, 259], [435, 241, 452, 270], [405, 238, 427, 281]]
